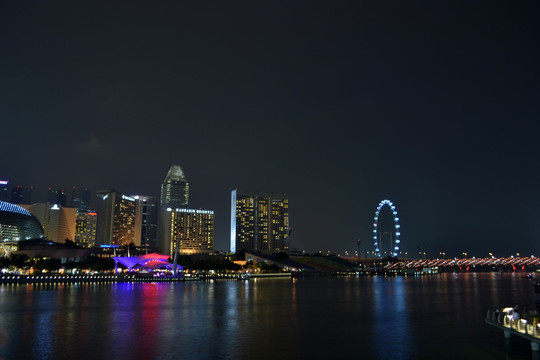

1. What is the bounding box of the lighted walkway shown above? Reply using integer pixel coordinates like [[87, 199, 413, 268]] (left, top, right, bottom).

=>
[[485, 307, 540, 351]]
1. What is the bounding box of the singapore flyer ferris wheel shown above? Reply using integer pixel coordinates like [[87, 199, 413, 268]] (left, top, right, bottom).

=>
[[373, 199, 401, 258]]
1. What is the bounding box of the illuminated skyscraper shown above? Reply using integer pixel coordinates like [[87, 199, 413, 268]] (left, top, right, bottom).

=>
[[98, 191, 142, 247], [160, 165, 189, 208], [74, 209, 98, 248], [161, 208, 215, 255], [230, 190, 289, 254], [159, 165, 189, 251]]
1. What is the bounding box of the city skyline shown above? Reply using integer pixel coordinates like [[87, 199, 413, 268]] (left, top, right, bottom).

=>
[[2, 1, 539, 257]]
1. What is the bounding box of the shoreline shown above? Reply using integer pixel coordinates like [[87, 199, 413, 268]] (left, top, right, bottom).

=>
[[0, 272, 293, 284]]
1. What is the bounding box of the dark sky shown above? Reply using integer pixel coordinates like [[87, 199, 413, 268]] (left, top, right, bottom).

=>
[[1, 1, 539, 258]]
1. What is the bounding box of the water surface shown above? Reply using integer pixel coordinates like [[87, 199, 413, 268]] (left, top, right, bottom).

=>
[[0, 273, 537, 359]]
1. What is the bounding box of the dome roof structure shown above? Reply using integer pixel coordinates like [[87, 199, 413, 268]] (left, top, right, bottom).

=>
[[0, 201, 44, 242]]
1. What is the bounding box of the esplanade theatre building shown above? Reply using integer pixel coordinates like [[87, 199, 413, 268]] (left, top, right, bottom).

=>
[[0, 201, 44, 243]]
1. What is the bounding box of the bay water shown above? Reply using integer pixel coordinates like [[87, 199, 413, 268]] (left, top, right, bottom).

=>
[[0, 273, 537, 360]]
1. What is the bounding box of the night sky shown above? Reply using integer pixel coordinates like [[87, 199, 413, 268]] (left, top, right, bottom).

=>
[[2, 1, 539, 257]]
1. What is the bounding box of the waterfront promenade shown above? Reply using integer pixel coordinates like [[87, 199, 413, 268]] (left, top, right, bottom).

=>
[[0, 272, 292, 284], [485, 307, 540, 351]]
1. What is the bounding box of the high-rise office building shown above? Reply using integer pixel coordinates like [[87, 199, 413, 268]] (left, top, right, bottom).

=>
[[132, 195, 158, 249], [159, 165, 189, 252], [47, 188, 67, 207], [11, 185, 33, 204], [160, 165, 189, 209], [98, 191, 142, 247], [71, 187, 91, 210], [230, 190, 289, 254], [75, 210, 98, 248], [0, 180, 8, 202], [161, 208, 215, 255]]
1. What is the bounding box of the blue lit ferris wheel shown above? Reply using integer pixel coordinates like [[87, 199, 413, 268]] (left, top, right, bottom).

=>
[[373, 199, 401, 258]]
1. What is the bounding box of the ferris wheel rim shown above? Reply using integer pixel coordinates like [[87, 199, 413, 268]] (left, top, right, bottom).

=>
[[373, 199, 401, 258]]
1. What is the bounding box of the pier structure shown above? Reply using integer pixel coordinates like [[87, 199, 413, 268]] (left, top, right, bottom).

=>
[[485, 307, 540, 351]]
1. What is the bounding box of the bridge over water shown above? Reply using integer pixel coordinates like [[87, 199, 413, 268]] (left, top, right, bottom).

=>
[[346, 256, 540, 271], [389, 256, 540, 271]]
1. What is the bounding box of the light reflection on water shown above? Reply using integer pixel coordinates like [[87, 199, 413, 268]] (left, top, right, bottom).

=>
[[373, 276, 412, 359], [0, 273, 537, 360]]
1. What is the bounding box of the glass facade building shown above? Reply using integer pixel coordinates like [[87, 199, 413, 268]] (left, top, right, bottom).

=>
[[159, 165, 189, 252], [71, 187, 91, 210], [132, 195, 158, 249], [160, 165, 189, 209]]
